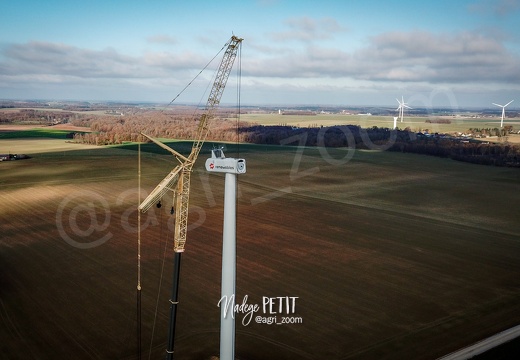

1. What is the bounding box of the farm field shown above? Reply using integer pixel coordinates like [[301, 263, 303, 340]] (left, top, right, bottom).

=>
[[1, 135, 520, 359], [0, 138, 99, 155], [238, 113, 520, 135]]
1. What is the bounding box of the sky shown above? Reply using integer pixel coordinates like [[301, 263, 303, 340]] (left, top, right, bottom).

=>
[[1, 0, 519, 108]]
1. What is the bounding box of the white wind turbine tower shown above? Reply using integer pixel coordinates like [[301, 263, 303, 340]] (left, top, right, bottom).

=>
[[396, 96, 412, 123], [492, 100, 514, 128]]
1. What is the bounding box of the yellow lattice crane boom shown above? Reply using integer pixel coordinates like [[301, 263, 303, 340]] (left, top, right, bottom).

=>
[[138, 35, 243, 253], [138, 35, 242, 360]]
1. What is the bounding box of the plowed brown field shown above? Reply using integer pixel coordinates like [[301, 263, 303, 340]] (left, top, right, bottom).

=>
[[1, 139, 519, 359]]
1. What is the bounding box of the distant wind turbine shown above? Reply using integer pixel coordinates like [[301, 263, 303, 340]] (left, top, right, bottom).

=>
[[396, 96, 412, 123], [492, 100, 514, 128], [393, 117, 398, 130]]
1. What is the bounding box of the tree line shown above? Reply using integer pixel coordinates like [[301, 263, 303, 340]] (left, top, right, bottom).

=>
[[0, 109, 79, 125], [66, 112, 520, 168], [467, 126, 514, 138], [241, 125, 520, 167], [70, 111, 247, 145]]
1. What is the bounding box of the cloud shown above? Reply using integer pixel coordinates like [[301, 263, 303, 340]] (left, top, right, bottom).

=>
[[269, 16, 347, 42], [146, 34, 177, 45], [4, 30, 520, 87], [0, 41, 207, 81], [143, 50, 206, 71], [1, 42, 145, 79], [356, 31, 520, 83], [246, 30, 520, 85], [1, 29, 518, 105], [469, 0, 520, 16]]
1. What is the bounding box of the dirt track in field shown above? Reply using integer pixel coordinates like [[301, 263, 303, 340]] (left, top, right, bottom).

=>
[[1, 142, 519, 359]]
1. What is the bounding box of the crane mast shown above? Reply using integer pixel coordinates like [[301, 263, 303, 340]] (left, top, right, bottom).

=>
[[139, 35, 242, 252], [191, 36, 242, 162], [174, 35, 242, 252], [137, 35, 242, 360]]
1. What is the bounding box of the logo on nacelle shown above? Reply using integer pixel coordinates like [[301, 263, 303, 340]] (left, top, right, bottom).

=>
[[205, 157, 246, 174]]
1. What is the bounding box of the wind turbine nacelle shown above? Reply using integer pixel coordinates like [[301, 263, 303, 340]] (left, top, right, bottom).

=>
[[205, 158, 246, 174]]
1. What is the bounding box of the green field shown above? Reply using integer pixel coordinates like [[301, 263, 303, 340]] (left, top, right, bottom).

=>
[[1, 135, 519, 359], [0, 128, 79, 139]]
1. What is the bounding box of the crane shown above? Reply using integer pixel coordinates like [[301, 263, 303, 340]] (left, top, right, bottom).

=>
[[138, 35, 243, 360]]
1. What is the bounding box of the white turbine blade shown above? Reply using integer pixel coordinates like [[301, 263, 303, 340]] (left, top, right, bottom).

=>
[[504, 100, 514, 107], [396, 97, 403, 110], [492, 103, 503, 107], [403, 104, 412, 109]]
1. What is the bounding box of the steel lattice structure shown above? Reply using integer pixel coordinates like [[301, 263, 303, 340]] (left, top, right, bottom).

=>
[[139, 35, 242, 252]]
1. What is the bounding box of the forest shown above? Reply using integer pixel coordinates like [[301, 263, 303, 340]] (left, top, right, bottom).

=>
[[67, 112, 520, 168], [69, 110, 245, 144], [0, 109, 80, 125], [240, 124, 520, 167], [2, 108, 519, 167]]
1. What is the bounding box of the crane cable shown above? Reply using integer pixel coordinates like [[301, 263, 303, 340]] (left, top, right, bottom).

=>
[[236, 39, 242, 159], [235, 41, 242, 275], [137, 141, 142, 360], [164, 39, 231, 109], [236, 40, 242, 205], [144, 40, 232, 358], [148, 199, 169, 360], [135, 36, 239, 358]]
